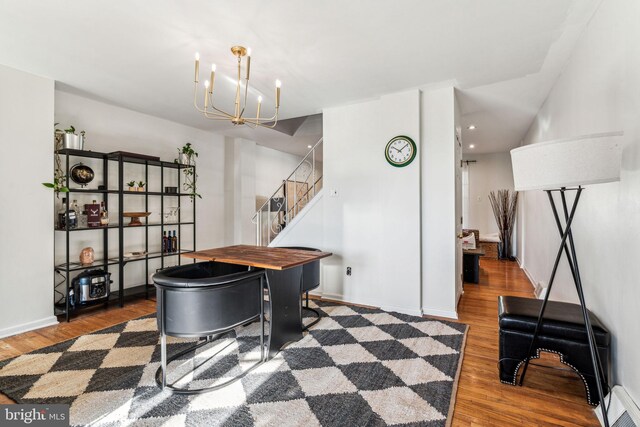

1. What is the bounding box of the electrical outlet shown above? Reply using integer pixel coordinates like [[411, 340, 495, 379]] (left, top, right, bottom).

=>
[[346, 267, 351, 276]]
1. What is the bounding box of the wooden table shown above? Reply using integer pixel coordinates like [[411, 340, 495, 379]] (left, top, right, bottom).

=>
[[183, 245, 332, 358], [463, 248, 485, 284]]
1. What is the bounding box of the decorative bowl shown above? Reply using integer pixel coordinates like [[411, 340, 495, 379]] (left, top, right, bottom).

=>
[[123, 212, 151, 226]]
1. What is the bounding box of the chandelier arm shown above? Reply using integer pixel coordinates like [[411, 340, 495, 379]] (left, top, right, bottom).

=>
[[240, 75, 250, 118], [244, 112, 279, 129], [206, 102, 234, 119], [193, 83, 206, 113], [203, 110, 234, 120]]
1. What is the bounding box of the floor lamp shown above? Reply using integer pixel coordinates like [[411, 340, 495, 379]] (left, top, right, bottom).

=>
[[510, 132, 623, 427]]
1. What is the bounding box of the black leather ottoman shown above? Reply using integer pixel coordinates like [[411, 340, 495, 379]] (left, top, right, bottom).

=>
[[498, 296, 610, 406]]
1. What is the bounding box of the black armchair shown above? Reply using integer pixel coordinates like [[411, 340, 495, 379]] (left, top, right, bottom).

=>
[[278, 246, 321, 330], [152, 261, 266, 394]]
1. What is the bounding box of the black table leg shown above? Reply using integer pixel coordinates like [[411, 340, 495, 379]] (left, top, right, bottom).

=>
[[265, 266, 304, 359]]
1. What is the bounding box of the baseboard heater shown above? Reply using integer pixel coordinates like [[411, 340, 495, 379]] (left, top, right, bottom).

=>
[[597, 386, 640, 427]]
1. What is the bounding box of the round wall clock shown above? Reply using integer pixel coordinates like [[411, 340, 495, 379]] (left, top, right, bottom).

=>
[[385, 135, 417, 167]]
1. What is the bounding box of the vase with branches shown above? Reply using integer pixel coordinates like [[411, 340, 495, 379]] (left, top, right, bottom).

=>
[[488, 189, 518, 260]]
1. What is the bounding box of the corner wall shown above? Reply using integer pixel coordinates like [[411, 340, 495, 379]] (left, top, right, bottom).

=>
[[322, 90, 422, 315], [520, 0, 640, 403], [0, 65, 56, 337], [421, 87, 459, 318]]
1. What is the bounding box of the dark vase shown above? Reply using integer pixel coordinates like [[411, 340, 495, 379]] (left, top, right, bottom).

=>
[[499, 231, 515, 260]]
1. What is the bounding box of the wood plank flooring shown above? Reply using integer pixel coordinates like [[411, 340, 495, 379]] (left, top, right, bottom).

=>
[[453, 258, 598, 426], [0, 259, 599, 426]]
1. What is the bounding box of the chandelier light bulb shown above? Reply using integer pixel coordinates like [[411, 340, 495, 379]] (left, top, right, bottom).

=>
[[211, 64, 216, 72], [247, 48, 252, 57], [204, 80, 209, 88], [195, 52, 200, 61], [275, 79, 282, 88], [258, 96, 263, 103]]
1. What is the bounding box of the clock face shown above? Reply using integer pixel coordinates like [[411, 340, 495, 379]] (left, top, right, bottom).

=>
[[385, 136, 417, 167]]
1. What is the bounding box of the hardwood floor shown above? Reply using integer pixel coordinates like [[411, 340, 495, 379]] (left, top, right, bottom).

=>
[[453, 258, 599, 426], [0, 259, 600, 426]]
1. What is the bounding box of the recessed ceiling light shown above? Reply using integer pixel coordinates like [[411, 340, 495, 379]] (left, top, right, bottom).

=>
[[307, 145, 312, 149], [469, 144, 475, 149], [468, 125, 476, 130]]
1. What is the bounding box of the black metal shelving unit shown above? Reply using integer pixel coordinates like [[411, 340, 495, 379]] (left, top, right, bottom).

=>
[[54, 149, 197, 321]]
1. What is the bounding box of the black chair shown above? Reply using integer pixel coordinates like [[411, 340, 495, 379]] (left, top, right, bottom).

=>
[[278, 246, 321, 330], [152, 261, 266, 394]]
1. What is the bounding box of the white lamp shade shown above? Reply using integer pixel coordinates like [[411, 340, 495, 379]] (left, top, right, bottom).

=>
[[510, 132, 623, 191]]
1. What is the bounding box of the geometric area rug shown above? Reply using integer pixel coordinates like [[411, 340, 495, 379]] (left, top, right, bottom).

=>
[[0, 300, 467, 426]]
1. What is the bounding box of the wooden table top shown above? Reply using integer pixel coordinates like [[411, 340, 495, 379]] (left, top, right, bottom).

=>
[[182, 245, 332, 270]]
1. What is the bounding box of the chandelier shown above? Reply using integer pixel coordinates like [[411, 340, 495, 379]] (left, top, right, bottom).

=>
[[193, 46, 280, 128]]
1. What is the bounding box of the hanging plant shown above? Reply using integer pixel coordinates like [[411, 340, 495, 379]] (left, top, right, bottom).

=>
[[42, 124, 69, 197], [176, 142, 201, 201]]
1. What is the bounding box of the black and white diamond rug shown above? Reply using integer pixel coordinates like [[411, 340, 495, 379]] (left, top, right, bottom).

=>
[[0, 300, 467, 426]]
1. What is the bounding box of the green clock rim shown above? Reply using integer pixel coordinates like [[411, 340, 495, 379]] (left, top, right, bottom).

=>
[[385, 135, 417, 167]]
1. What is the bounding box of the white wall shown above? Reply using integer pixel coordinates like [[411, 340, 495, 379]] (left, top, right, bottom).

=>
[[322, 90, 422, 315], [223, 138, 257, 245], [421, 87, 459, 318], [520, 0, 640, 403], [0, 65, 57, 337], [54, 90, 226, 292], [463, 152, 515, 234]]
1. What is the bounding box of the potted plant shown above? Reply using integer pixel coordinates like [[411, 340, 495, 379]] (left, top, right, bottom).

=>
[[176, 143, 201, 202], [43, 125, 69, 197], [137, 181, 146, 192], [127, 181, 137, 192], [55, 124, 86, 150], [177, 142, 198, 165]]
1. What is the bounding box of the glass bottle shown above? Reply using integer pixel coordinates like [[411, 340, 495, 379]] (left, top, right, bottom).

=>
[[162, 231, 168, 253], [58, 198, 77, 229], [57, 198, 67, 230], [72, 200, 82, 228], [172, 230, 178, 253], [100, 201, 109, 226]]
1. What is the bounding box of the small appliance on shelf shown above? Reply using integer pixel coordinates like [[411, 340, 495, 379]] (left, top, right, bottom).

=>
[[71, 269, 111, 307]]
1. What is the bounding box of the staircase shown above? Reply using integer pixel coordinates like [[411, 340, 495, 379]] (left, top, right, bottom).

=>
[[253, 138, 323, 246]]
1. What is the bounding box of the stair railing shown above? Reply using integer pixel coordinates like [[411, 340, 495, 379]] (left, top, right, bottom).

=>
[[253, 137, 323, 246]]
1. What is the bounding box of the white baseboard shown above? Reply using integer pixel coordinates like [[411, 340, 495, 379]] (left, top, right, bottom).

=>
[[422, 307, 459, 320], [0, 316, 58, 339], [520, 264, 538, 292], [380, 305, 423, 317], [312, 292, 422, 317]]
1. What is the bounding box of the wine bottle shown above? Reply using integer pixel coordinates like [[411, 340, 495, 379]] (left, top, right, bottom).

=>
[[172, 230, 178, 253], [162, 231, 168, 253]]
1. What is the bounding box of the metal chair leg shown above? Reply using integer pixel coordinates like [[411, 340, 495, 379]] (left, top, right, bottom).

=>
[[160, 331, 167, 389], [301, 292, 321, 331]]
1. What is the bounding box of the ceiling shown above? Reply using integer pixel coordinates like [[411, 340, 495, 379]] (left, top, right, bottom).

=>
[[0, 0, 601, 155]]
